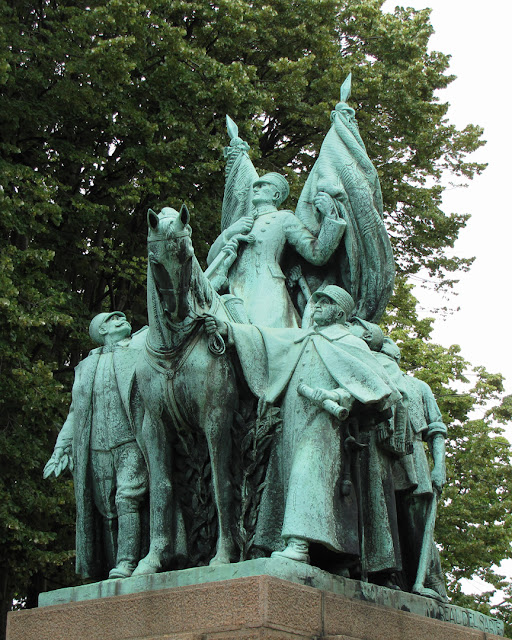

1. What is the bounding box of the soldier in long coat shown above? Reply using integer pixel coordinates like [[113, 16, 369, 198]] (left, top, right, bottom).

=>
[[45, 312, 148, 579], [373, 338, 447, 600], [207, 173, 346, 328], [206, 286, 402, 579]]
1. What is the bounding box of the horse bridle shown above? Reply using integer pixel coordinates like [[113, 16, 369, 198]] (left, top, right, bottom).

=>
[[147, 233, 226, 356]]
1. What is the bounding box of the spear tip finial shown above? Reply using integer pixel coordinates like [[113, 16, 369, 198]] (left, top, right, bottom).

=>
[[226, 115, 239, 140], [340, 73, 352, 103]]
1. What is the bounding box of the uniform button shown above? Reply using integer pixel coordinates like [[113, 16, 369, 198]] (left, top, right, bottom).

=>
[[265, 220, 271, 224], [261, 228, 266, 233]]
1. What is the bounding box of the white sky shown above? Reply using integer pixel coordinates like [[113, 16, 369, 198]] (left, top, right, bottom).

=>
[[382, 0, 512, 400]]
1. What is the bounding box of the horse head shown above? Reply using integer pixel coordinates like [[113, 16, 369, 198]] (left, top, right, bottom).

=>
[[147, 204, 194, 323]]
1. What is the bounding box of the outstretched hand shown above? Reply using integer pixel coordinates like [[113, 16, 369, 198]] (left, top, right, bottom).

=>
[[43, 447, 73, 479]]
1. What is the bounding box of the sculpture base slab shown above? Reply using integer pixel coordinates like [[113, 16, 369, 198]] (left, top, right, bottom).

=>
[[36, 557, 504, 636], [7, 572, 503, 640]]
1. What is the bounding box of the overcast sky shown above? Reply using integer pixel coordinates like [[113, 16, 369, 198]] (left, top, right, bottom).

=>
[[382, 0, 512, 402]]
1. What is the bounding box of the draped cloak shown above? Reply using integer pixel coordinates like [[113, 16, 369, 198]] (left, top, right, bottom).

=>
[[228, 322, 403, 573]]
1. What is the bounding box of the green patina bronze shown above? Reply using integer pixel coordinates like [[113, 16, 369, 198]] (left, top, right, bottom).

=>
[[44, 312, 149, 580], [45, 80, 448, 604]]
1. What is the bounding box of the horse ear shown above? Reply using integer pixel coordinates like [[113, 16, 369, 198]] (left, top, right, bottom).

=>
[[148, 208, 159, 230], [180, 204, 190, 226]]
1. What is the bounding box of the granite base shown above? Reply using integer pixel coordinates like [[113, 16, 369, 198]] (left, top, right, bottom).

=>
[[6, 562, 504, 640]]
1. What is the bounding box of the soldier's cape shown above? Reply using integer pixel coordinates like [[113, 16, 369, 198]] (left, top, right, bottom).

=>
[[226, 322, 398, 409]]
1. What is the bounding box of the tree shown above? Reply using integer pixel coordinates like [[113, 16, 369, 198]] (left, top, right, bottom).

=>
[[0, 0, 508, 637]]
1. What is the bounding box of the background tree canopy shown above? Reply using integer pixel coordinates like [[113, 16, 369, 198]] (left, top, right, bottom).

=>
[[1, 0, 511, 637]]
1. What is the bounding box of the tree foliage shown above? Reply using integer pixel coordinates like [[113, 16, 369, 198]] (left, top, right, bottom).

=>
[[0, 0, 508, 637]]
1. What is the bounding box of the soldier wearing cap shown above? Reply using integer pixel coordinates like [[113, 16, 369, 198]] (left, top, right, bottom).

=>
[[206, 173, 346, 328], [44, 312, 148, 580], [371, 338, 447, 600], [205, 285, 402, 578]]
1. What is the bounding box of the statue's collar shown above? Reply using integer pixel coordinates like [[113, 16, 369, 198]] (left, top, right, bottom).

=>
[[316, 323, 351, 340], [100, 337, 131, 353], [253, 204, 278, 218], [294, 322, 350, 343]]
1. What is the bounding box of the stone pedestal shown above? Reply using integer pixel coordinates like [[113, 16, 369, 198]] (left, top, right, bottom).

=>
[[7, 571, 503, 640]]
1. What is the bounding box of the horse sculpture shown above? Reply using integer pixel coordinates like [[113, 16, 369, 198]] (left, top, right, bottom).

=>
[[133, 205, 238, 575]]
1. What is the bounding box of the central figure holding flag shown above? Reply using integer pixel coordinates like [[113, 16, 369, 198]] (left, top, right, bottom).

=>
[[206, 74, 395, 329], [207, 171, 346, 328]]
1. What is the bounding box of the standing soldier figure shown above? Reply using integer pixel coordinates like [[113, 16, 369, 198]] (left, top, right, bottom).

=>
[[44, 312, 148, 580]]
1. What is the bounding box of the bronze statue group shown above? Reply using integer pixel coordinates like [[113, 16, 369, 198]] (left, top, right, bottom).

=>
[[45, 82, 448, 603]]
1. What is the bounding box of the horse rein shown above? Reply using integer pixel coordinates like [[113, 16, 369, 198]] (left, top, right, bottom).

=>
[[187, 309, 226, 356], [154, 305, 226, 357]]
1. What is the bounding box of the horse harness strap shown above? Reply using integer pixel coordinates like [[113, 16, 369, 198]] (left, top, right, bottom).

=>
[[166, 375, 188, 435], [143, 295, 224, 431], [144, 327, 203, 432]]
